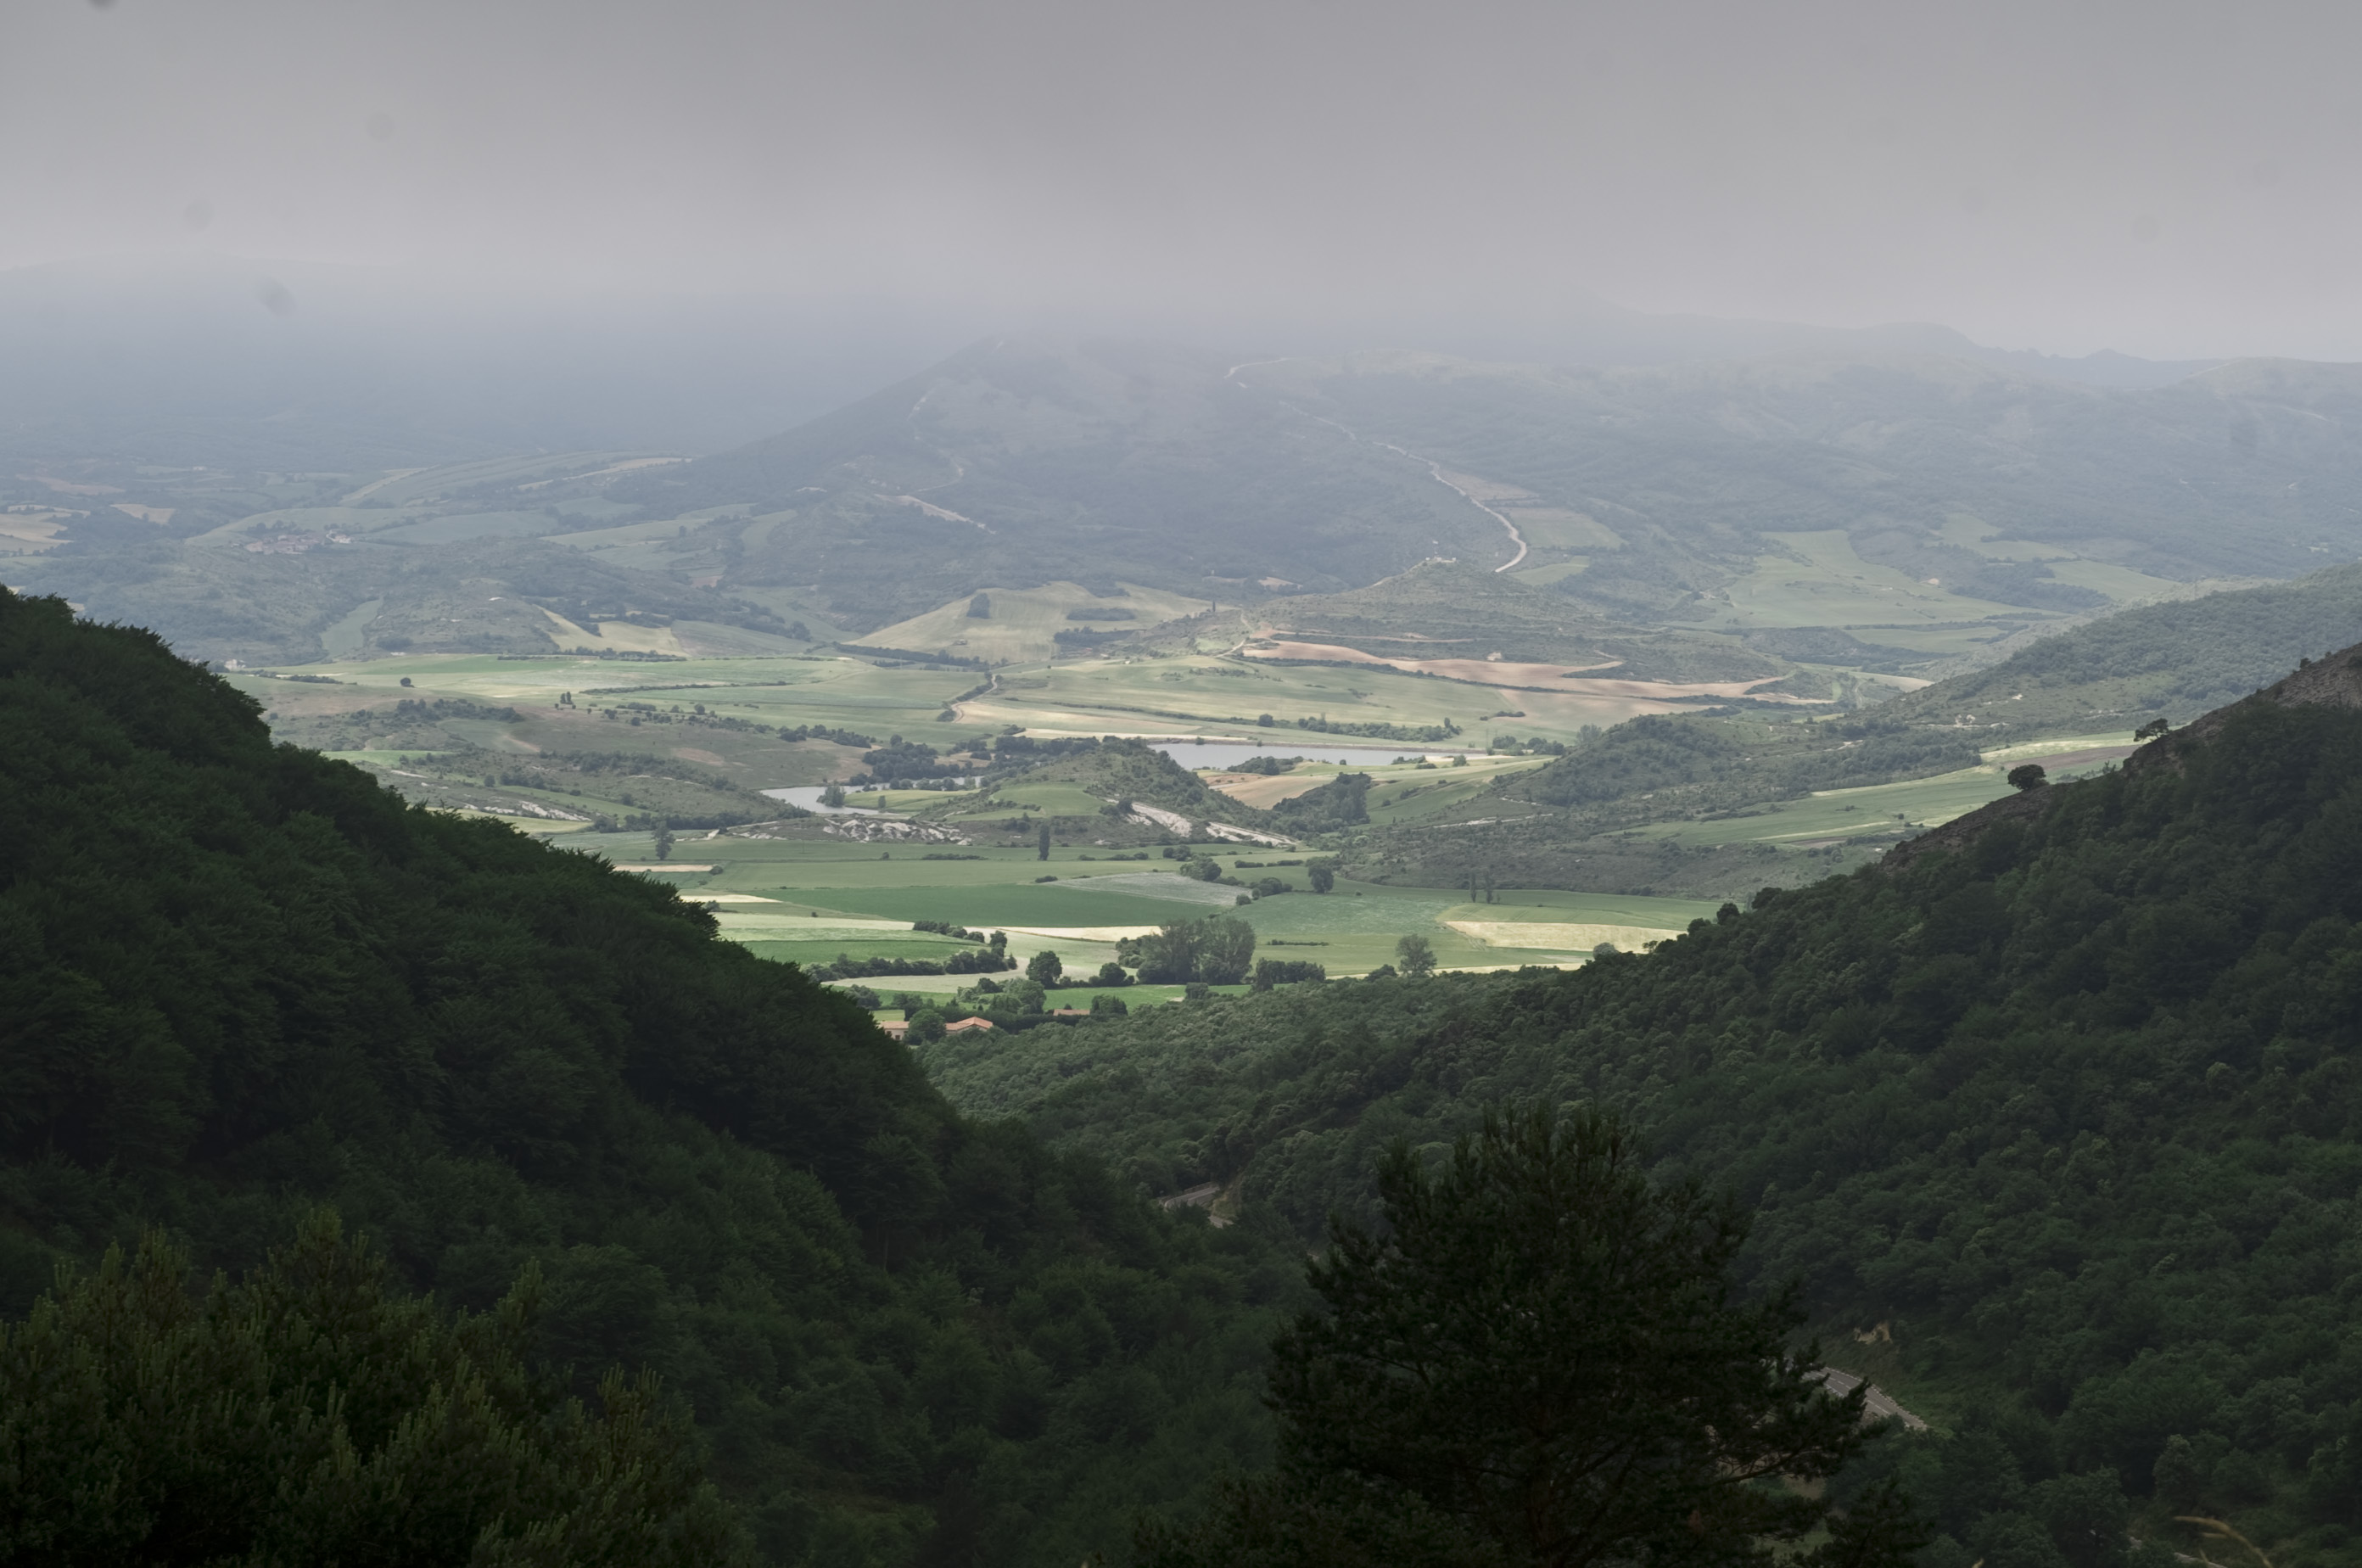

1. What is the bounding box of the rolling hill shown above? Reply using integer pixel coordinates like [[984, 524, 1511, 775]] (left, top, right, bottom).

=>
[[624, 338, 2362, 643], [1881, 562, 2362, 736], [618, 336, 1506, 627], [17, 328, 2362, 681]]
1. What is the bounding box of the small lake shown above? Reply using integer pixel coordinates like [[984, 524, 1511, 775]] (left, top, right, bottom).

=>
[[759, 787, 900, 815]]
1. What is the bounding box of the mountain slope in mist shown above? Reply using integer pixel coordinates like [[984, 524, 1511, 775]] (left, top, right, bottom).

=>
[[641, 338, 2362, 636], [624, 335, 1511, 625]]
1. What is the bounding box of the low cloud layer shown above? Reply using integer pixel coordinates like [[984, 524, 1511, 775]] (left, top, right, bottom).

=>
[[6, 0, 2358, 359]]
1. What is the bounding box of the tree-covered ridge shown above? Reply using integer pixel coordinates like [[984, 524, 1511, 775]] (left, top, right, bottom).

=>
[[1506, 711, 1982, 811], [1, 1213, 741, 1565], [0, 587, 1300, 1566], [922, 689, 2362, 1565], [988, 738, 1281, 831]]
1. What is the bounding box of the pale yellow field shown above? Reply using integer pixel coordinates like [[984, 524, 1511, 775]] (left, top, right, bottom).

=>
[[858, 581, 1212, 664], [538, 609, 687, 656], [1446, 920, 1682, 952]]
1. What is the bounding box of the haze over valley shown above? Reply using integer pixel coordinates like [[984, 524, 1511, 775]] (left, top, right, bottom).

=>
[[11, 3, 2362, 1566]]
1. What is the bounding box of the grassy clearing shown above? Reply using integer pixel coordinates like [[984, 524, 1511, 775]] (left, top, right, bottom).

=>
[[445, 809, 590, 834], [950, 781, 1115, 816], [1710, 530, 2032, 648], [1978, 731, 2143, 762], [1634, 768, 2012, 847], [1363, 759, 1545, 823]]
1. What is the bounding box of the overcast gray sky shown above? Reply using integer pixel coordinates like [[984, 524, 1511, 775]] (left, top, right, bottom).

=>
[[7, 0, 2359, 361]]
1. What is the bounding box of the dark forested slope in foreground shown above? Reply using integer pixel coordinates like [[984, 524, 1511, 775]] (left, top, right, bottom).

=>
[[0, 587, 1298, 1568], [932, 655, 2362, 1567]]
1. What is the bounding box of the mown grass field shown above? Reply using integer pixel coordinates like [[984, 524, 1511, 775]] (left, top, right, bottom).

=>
[[576, 829, 1721, 979], [1706, 530, 2041, 654]]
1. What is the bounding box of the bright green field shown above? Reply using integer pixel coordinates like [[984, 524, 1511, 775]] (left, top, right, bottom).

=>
[[1704, 530, 2039, 653], [595, 832, 1662, 977], [562, 813, 1711, 977], [954, 781, 1117, 816]]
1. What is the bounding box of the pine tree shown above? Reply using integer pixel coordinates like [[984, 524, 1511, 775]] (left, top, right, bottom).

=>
[[0, 1213, 743, 1565], [1141, 1105, 1924, 1568]]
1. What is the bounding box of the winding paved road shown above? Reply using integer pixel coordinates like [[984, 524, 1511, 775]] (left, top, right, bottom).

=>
[[1814, 1368, 1928, 1430]]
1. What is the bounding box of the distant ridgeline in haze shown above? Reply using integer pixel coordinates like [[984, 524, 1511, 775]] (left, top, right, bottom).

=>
[[14, 322, 2362, 672], [615, 337, 2362, 630]]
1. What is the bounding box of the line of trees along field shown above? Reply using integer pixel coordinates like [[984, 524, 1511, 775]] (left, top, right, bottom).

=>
[[926, 692, 2362, 1568]]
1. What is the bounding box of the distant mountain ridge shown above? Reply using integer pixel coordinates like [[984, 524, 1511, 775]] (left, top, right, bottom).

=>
[[8, 260, 2356, 664], [627, 334, 2362, 634]]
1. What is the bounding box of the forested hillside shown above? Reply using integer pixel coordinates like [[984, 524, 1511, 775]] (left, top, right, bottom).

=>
[[0, 587, 1298, 1567], [926, 672, 2362, 1567], [1888, 562, 2362, 736]]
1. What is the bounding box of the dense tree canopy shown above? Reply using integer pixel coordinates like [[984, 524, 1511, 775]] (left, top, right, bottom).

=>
[[1144, 1106, 1923, 1568], [0, 1212, 740, 1566], [926, 697, 2362, 1567], [0, 587, 1302, 1565]]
